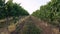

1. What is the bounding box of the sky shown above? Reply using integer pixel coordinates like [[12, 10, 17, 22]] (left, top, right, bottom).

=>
[[6, 0, 51, 14]]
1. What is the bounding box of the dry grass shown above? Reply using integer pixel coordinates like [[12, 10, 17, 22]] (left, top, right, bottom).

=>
[[8, 23, 16, 32]]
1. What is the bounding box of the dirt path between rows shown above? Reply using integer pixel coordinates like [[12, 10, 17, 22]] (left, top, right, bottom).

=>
[[0, 16, 60, 34], [13, 16, 60, 34]]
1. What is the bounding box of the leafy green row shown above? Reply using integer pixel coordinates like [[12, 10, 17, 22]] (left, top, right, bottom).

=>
[[0, 0, 29, 27], [32, 0, 60, 26], [0, 0, 29, 19]]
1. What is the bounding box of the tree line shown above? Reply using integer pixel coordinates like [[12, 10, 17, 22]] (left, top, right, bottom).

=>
[[32, 0, 60, 26], [0, 0, 29, 27]]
